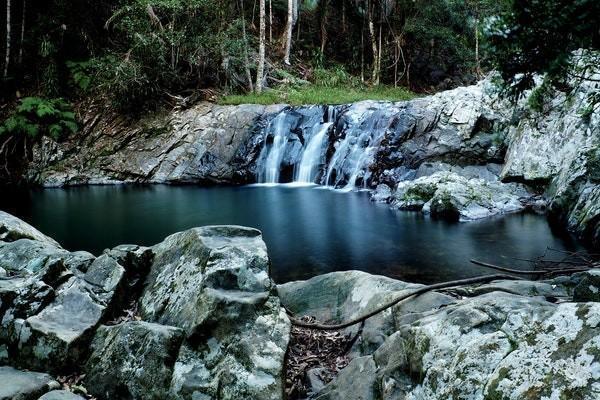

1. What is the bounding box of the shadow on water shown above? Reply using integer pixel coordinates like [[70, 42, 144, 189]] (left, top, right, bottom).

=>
[[0, 184, 588, 284]]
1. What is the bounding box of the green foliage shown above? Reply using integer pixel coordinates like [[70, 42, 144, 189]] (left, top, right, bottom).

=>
[[0, 98, 78, 141], [485, 0, 600, 97], [527, 80, 554, 113], [312, 67, 361, 88], [219, 83, 415, 106]]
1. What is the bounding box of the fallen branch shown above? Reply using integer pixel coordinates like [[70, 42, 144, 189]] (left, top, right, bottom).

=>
[[288, 274, 522, 330], [470, 259, 547, 275]]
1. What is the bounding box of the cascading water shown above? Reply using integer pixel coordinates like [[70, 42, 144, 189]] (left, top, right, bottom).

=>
[[295, 122, 333, 183], [325, 104, 400, 189], [260, 113, 289, 184], [256, 102, 400, 188]]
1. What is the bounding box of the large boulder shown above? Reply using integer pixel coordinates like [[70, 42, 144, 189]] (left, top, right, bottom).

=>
[[278, 271, 453, 356], [0, 366, 59, 400], [138, 226, 290, 399]]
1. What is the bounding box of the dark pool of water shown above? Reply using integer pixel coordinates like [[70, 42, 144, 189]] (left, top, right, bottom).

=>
[[0, 184, 587, 284]]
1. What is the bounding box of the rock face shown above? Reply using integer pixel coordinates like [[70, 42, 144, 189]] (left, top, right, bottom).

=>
[[26, 102, 285, 186], [285, 270, 600, 400], [0, 211, 290, 400], [501, 75, 600, 247]]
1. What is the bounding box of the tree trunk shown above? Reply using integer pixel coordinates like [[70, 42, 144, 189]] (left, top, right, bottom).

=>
[[475, 16, 481, 77], [320, 0, 328, 54], [283, 0, 293, 64], [18, 0, 24, 65], [269, 0, 272, 43], [367, 1, 379, 85], [4, 0, 11, 79], [255, 0, 266, 93], [240, 0, 254, 92]]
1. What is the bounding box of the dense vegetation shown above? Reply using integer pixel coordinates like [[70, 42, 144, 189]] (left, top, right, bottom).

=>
[[0, 0, 598, 175], [0, 0, 509, 109]]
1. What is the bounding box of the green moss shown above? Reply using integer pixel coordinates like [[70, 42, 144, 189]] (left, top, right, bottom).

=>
[[484, 367, 510, 400], [403, 184, 437, 202]]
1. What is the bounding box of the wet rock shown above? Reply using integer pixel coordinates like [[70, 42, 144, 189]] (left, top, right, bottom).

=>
[[37, 391, 86, 400], [27, 103, 284, 186], [0, 366, 59, 400], [84, 321, 184, 400], [391, 171, 530, 221]]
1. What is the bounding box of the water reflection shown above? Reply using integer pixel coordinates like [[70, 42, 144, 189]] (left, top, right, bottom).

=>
[[0, 184, 587, 284]]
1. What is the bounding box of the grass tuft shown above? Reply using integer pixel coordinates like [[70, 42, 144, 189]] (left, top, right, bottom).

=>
[[218, 85, 416, 106]]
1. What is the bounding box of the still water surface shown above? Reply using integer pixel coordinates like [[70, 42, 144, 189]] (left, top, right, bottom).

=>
[[0, 184, 586, 283]]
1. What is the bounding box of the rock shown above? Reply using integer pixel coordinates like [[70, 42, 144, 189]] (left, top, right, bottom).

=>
[[136, 225, 290, 399], [278, 271, 453, 356], [0, 366, 59, 400], [0, 215, 127, 372], [306, 368, 329, 395], [0, 211, 60, 247], [315, 357, 377, 400], [169, 296, 290, 400], [391, 171, 529, 221], [501, 70, 600, 246], [26, 103, 284, 186], [573, 269, 600, 302], [321, 291, 600, 400], [37, 391, 86, 400], [139, 226, 272, 335], [84, 321, 184, 400]]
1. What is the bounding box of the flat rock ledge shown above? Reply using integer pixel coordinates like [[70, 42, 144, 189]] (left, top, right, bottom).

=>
[[1, 211, 600, 399]]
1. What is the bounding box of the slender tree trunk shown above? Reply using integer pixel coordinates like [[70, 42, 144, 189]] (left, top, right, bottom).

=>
[[376, 19, 382, 86], [4, 0, 11, 79], [255, 0, 265, 93], [320, 0, 328, 54], [18, 0, 24, 65], [268, 0, 272, 43], [367, 1, 379, 85], [283, 0, 293, 64], [240, 0, 254, 92], [475, 15, 481, 77]]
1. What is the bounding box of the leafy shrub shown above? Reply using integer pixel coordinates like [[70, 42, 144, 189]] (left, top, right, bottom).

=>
[[0, 97, 78, 140]]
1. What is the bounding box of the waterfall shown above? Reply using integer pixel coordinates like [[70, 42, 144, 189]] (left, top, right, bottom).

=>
[[255, 102, 399, 188], [261, 113, 289, 184], [296, 122, 333, 183], [325, 104, 399, 189]]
